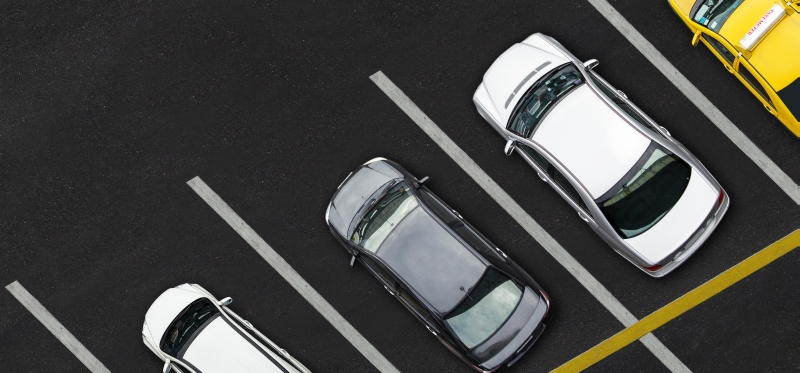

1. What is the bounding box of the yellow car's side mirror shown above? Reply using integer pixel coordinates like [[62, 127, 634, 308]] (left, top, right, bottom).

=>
[[691, 30, 702, 46]]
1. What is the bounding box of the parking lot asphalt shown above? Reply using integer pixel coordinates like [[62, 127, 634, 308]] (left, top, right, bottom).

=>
[[1, 1, 798, 372]]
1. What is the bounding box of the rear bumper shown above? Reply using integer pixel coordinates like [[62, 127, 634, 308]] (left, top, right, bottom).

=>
[[644, 188, 730, 278]]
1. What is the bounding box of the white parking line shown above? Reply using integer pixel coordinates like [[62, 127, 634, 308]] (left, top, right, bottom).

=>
[[187, 177, 400, 373], [586, 0, 800, 205], [370, 71, 691, 373], [5, 281, 111, 373]]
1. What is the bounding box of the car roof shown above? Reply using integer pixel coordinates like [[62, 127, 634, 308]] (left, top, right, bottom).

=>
[[531, 84, 651, 199], [719, 0, 800, 91], [144, 287, 205, 344], [183, 316, 289, 372], [375, 206, 487, 314]]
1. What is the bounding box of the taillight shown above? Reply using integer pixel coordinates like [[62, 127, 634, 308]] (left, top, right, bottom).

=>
[[717, 189, 725, 207], [645, 264, 663, 272]]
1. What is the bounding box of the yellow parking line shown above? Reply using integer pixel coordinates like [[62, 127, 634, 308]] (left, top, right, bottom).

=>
[[552, 229, 800, 373]]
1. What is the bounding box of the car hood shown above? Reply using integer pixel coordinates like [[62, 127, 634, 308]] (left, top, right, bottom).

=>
[[183, 316, 293, 373], [328, 161, 403, 237], [480, 39, 569, 124], [473, 287, 547, 370], [624, 168, 718, 264], [720, 0, 800, 91]]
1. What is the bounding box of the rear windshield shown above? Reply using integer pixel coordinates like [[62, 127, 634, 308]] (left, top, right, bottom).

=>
[[444, 268, 523, 349], [160, 299, 219, 357], [597, 145, 691, 239], [507, 63, 584, 138], [692, 0, 744, 32]]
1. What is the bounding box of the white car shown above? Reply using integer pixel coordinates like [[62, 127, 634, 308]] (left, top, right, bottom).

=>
[[143, 284, 310, 373], [473, 33, 730, 277]]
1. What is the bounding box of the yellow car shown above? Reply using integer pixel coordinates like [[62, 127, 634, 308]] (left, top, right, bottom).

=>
[[668, 0, 800, 137]]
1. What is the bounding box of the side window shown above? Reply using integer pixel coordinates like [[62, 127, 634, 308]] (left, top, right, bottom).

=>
[[588, 73, 618, 101], [419, 189, 459, 224], [398, 287, 429, 319], [360, 255, 396, 286], [517, 144, 550, 170], [738, 64, 773, 104], [551, 169, 589, 211], [453, 224, 502, 259], [618, 103, 660, 134], [702, 35, 735, 64]]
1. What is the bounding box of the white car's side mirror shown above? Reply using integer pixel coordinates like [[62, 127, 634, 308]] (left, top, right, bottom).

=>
[[218, 297, 232, 306], [504, 140, 516, 156], [162, 361, 172, 373], [583, 59, 599, 70]]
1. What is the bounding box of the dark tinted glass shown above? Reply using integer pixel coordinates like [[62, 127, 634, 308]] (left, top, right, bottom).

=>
[[419, 189, 459, 224], [597, 148, 691, 238], [552, 170, 588, 211], [160, 299, 219, 357], [738, 64, 772, 104], [508, 64, 583, 137], [702, 35, 735, 63], [444, 268, 523, 349], [518, 144, 550, 170]]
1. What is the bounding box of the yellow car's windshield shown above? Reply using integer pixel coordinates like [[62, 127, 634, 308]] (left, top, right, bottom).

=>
[[692, 0, 744, 32]]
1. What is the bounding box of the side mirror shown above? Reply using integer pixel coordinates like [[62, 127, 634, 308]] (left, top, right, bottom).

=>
[[217, 297, 232, 306], [691, 30, 702, 46], [414, 176, 429, 188], [349, 254, 358, 267], [504, 140, 516, 156], [162, 361, 172, 373], [582, 59, 599, 70]]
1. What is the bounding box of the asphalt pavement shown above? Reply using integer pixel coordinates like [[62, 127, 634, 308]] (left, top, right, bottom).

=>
[[1, 1, 798, 372]]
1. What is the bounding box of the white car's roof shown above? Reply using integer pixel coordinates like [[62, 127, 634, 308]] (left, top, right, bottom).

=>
[[144, 286, 205, 345], [483, 41, 568, 124], [183, 316, 290, 373], [532, 84, 651, 199]]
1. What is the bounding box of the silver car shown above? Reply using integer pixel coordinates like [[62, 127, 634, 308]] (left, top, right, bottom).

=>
[[473, 33, 730, 277]]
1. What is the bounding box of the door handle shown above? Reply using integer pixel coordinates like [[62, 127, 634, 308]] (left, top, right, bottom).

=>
[[765, 104, 777, 116], [578, 211, 589, 222], [383, 285, 395, 296], [578, 211, 598, 228], [537, 172, 548, 182], [425, 325, 438, 336]]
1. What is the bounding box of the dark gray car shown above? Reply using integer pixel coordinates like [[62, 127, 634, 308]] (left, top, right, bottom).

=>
[[325, 158, 551, 372]]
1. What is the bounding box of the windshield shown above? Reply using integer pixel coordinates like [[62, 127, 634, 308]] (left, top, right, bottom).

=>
[[508, 63, 584, 138], [351, 181, 418, 253], [597, 146, 691, 239], [160, 299, 219, 356], [692, 0, 744, 32], [445, 268, 523, 349]]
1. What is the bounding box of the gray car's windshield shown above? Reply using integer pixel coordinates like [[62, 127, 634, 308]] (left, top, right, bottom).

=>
[[444, 268, 523, 349], [692, 0, 744, 32], [597, 146, 691, 239], [508, 63, 584, 138], [351, 181, 418, 253]]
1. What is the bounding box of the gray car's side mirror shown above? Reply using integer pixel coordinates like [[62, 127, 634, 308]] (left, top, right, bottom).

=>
[[504, 139, 516, 156], [417, 176, 429, 185], [218, 297, 232, 306], [162, 361, 172, 373], [583, 59, 599, 70]]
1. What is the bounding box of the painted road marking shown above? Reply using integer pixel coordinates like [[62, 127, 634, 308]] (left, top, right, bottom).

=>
[[370, 71, 690, 373], [187, 176, 400, 373], [586, 0, 800, 205], [553, 229, 800, 372], [5, 281, 111, 373]]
